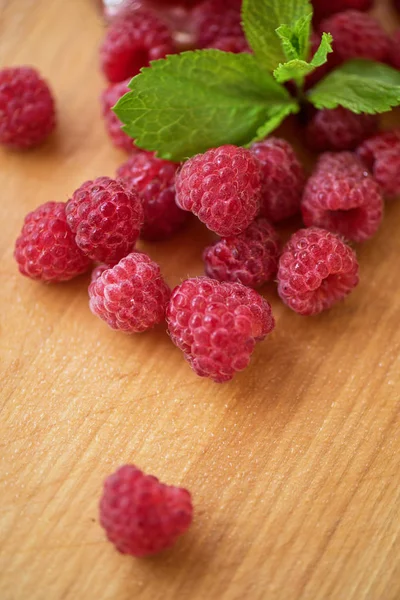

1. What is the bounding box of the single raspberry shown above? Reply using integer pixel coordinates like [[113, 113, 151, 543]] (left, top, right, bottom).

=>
[[14, 202, 91, 282], [100, 464, 193, 556], [390, 30, 400, 70], [0, 66, 55, 150], [312, 0, 373, 23], [100, 10, 175, 83], [89, 252, 170, 332], [305, 107, 379, 152], [319, 11, 390, 65], [66, 177, 143, 264], [166, 277, 275, 382], [207, 35, 250, 53], [357, 130, 400, 198], [192, 0, 243, 47], [250, 137, 305, 223], [203, 218, 280, 288], [278, 227, 359, 316], [302, 152, 383, 243], [117, 151, 189, 240], [175, 145, 261, 236], [101, 80, 137, 152]]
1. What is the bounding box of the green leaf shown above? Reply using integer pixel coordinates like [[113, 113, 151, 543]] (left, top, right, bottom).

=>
[[250, 104, 300, 143], [242, 0, 312, 70], [308, 59, 400, 114], [273, 32, 333, 84], [276, 14, 313, 62], [114, 50, 298, 162]]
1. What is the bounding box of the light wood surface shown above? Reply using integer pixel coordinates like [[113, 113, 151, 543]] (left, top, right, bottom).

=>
[[1, 1, 400, 599]]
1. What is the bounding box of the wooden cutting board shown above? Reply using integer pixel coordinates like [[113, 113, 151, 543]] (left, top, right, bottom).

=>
[[1, 1, 399, 598]]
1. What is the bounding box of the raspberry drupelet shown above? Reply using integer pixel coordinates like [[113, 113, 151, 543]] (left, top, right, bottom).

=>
[[100, 464, 193, 557], [14, 202, 91, 282], [175, 145, 262, 236], [305, 107, 379, 152], [0, 66, 56, 150], [166, 277, 275, 382], [100, 10, 175, 83], [357, 130, 400, 198], [101, 80, 136, 153], [302, 152, 384, 243], [250, 138, 305, 222], [66, 177, 143, 265], [192, 0, 243, 48], [203, 218, 281, 288], [277, 227, 359, 316], [89, 252, 170, 332], [117, 151, 189, 240]]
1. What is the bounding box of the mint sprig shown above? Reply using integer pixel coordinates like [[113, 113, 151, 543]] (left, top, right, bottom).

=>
[[114, 0, 400, 162]]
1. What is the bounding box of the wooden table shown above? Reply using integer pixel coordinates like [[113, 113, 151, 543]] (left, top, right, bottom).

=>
[[1, 1, 400, 598]]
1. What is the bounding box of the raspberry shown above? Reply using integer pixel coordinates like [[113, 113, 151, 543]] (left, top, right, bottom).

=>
[[390, 30, 400, 70], [357, 130, 400, 198], [207, 35, 250, 53], [305, 107, 379, 152], [66, 177, 143, 264], [193, 0, 243, 47], [117, 151, 189, 240], [101, 80, 137, 152], [0, 66, 55, 150], [89, 252, 170, 332], [312, 0, 373, 22], [100, 10, 175, 83], [175, 145, 261, 236], [277, 227, 359, 316], [14, 202, 91, 282], [203, 218, 280, 288], [166, 277, 275, 382], [99, 464, 193, 556], [319, 11, 390, 66], [250, 137, 305, 223], [302, 152, 384, 243]]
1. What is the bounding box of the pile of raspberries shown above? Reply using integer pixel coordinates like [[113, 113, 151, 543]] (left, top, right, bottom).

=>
[[2, 0, 400, 557]]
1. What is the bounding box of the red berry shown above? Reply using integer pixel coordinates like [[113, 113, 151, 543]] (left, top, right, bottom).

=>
[[101, 80, 137, 152], [312, 0, 373, 23], [100, 464, 193, 557], [66, 177, 143, 264], [357, 130, 400, 198], [192, 0, 243, 47], [89, 252, 170, 332], [176, 145, 262, 236], [250, 138, 305, 223], [117, 151, 189, 240], [206, 35, 250, 53], [100, 10, 175, 83], [14, 202, 91, 282], [166, 277, 275, 382], [305, 107, 378, 152], [0, 66, 55, 150], [203, 218, 281, 288], [278, 227, 359, 316], [389, 30, 400, 70], [302, 152, 383, 243], [319, 11, 390, 66]]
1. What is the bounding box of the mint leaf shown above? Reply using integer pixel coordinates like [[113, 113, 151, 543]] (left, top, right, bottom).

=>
[[114, 50, 298, 162], [251, 104, 300, 143], [273, 32, 333, 84], [242, 0, 312, 71], [276, 14, 313, 62], [308, 59, 400, 113]]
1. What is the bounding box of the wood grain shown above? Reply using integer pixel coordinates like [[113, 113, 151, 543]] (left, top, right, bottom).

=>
[[1, 1, 400, 599]]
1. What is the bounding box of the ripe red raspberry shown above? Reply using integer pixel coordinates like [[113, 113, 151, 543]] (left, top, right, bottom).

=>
[[278, 227, 359, 316], [101, 80, 137, 152], [100, 464, 193, 556], [100, 10, 175, 83], [305, 107, 379, 152], [319, 11, 390, 66], [166, 277, 275, 382], [357, 130, 400, 198], [0, 66, 55, 150], [312, 0, 373, 23], [66, 177, 143, 264], [176, 145, 261, 236], [389, 30, 400, 70], [14, 202, 91, 282], [250, 138, 305, 223], [117, 151, 189, 240], [203, 218, 280, 288], [193, 0, 243, 47], [89, 252, 170, 332], [302, 152, 383, 243], [207, 35, 250, 53]]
